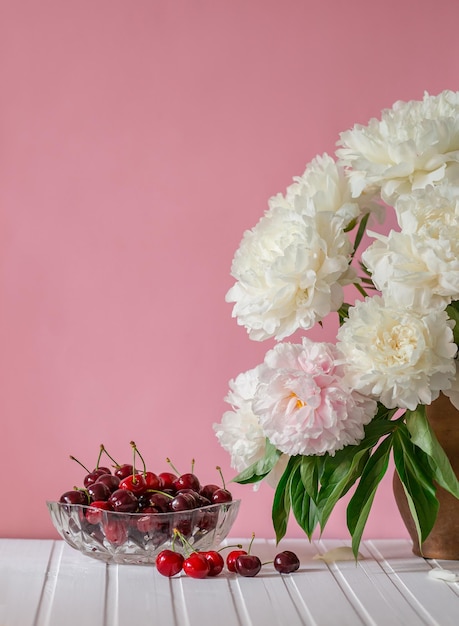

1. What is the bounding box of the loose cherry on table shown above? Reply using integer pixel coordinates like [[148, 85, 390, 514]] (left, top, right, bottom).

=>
[[226, 549, 248, 573], [274, 550, 300, 574], [202, 550, 225, 576], [156, 550, 184, 577]]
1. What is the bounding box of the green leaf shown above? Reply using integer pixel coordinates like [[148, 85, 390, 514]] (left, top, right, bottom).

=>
[[393, 424, 439, 547], [347, 434, 393, 557], [351, 212, 370, 259], [299, 455, 321, 502], [291, 470, 319, 540], [406, 405, 459, 499], [272, 457, 300, 544], [232, 439, 282, 485]]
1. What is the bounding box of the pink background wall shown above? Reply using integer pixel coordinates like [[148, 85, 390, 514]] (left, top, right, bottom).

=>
[[1, 0, 458, 541]]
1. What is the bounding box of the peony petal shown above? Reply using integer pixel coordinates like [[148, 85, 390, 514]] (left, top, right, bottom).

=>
[[428, 568, 459, 582], [313, 547, 363, 562]]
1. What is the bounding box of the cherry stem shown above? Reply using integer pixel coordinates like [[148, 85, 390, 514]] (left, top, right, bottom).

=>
[[69, 455, 90, 473], [247, 532, 255, 555], [99, 444, 119, 468], [131, 440, 147, 477], [166, 457, 180, 475], [130, 442, 139, 484], [217, 544, 243, 552], [191, 458, 195, 473], [216, 466, 226, 490], [173, 528, 196, 557], [146, 488, 174, 499]]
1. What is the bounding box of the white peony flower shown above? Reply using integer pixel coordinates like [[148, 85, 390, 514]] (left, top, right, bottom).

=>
[[252, 339, 377, 456], [337, 90, 459, 202], [362, 185, 459, 312], [226, 206, 356, 341], [337, 296, 457, 410], [214, 367, 289, 485], [268, 153, 382, 226]]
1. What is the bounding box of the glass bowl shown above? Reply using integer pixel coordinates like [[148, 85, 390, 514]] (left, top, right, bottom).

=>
[[47, 499, 240, 565]]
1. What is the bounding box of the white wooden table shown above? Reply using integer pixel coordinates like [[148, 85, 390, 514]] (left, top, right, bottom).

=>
[[1, 537, 459, 625]]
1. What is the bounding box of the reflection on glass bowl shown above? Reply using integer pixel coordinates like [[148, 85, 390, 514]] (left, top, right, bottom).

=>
[[47, 499, 240, 565]]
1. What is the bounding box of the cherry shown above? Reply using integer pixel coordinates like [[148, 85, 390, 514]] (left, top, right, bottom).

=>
[[274, 550, 300, 573], [85, 501, 113, 524], [174, 473, 200, 492], [226, 549, 247, 572], [200, 484, 220, 500], [143, 471, 161, 490], [202, 551, 224, 576], [210, 466, 233, 503], [235, 554, 262, 577], [144, 492, 171, 512], [158, 472, 177, 491], [114, 464, 135, 480], [59, 489, 88, 505], [119, 473, 147, 495], [169, 492, 198, 512], [156, 550, 184, 577], [212, 488, 232, 504], [183, 552, 210, 579], [96, 473, 120, 492], [87, 481, 111, 502], [108, 488, 138, 512], [103, 519, 128, 545]]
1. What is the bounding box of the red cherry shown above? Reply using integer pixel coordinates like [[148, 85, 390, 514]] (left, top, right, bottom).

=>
[[119, 473, 147, 495], [85, 501, 113, 524], [183, 552, 210, 579], [226, 549, 247, 573], [202, 551, 224, 576], [103, 519, 128, 545], [200, 484, 220, 500], [156, 550, 184, 577], [235, 554, 262, 577]]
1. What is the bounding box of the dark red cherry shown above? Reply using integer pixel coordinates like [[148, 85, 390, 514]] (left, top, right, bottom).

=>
[[87, 481, 111, 502], [158, 472, 177, 490], [83, 469, 108, 487], [108, 488, 138, 512], [143, 471, 161, 490], [183, 552, 210, 578], [169, 492, 197, 512], [114, 464, 134, 480], [173, 473, 200, 492], [95, 473, 120, 492], [212, 488, 232, 503], [235, 554, 262, 577], [156, 550, 184, 577], [59, 490, 88, 505], [200, 484, 220, 500], [226, 549, 247, 573], [274, 550, 300, 574]]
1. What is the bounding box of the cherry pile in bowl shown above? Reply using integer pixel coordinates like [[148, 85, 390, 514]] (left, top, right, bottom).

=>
[[47, 442, 240, 565]]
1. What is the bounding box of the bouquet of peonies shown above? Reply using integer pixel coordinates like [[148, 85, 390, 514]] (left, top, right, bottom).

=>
[[214, 90, 459, 555]]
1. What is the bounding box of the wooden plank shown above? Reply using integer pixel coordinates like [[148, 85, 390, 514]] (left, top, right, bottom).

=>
[[0, 539, 54, 626], [366, 539, 459, 626]]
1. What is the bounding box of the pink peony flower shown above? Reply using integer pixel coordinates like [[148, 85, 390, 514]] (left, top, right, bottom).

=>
[[253, 338, 377, 456]]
